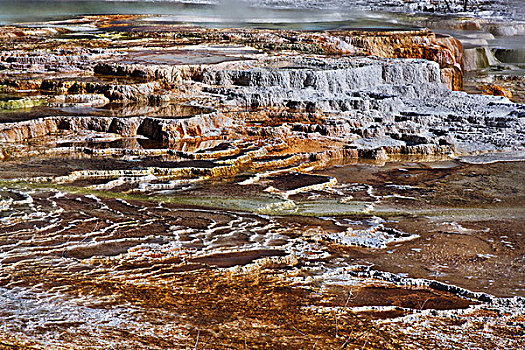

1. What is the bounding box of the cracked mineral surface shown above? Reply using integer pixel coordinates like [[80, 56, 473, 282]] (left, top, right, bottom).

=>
[[0, 2, 524, 350]]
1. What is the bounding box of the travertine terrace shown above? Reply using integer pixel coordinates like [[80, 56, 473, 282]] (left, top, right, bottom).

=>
[[0, 12, 524, 350]]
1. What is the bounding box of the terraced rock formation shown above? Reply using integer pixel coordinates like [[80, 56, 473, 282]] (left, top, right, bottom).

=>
[[0, 14, 524, 350], [1, 21, 522, 159]]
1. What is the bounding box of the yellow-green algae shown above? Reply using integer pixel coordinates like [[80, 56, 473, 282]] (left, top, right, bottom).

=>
[[1, 179, 522, 219], [0, 97, 45, 110]]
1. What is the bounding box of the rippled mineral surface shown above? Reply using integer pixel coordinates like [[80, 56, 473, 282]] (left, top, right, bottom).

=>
[[0, 2, 524, 349]]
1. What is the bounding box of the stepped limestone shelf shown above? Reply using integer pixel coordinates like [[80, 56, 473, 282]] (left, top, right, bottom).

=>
[[2, 53, 523, 158], [0, 111, 230, 143]]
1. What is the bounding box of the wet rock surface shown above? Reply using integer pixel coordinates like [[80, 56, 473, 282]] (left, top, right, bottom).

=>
[[0, 13, 524, 350]]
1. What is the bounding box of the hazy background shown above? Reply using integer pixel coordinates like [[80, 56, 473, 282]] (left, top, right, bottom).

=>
[[0, 0, 522, 25]]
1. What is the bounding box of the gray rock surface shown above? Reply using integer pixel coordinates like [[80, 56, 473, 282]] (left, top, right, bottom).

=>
[[196, 55, 525, 154]]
